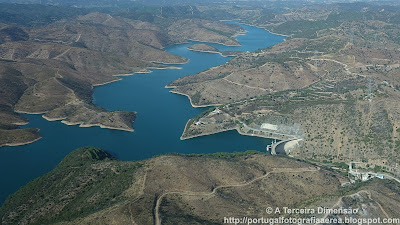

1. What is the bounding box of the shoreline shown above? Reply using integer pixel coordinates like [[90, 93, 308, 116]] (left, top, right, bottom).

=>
[[43, 114, 136, 132], [12, 20, 285, 147], [186, 46, 239, 58], [18, 111, 134, 133], [220, 52, 241, 57], [167, 20, 286, 111], [61, 120, 134, 132], [164, 33, 242, 49], [180, 125, 278, 141], [151, 58, 190, 65], [94, 65, 184, 87], [187, 38, 241, 47], [42, 115, 67, 121], [186, 47, 229, 57], [233, 20, 288, 37], [179, 117, 236, 140], [219, 19, 248, 38], [233, 30, 248, 38], [220, 19, 288, 37], [14, 109, 48, 115], [1, 136, 42, 148], [14, 64, 163, 136], [93, 78, 123, 87], [12, 121, 29, 126], [180, 127, 237, 140], [168, 89, 221, 108], [148, 66, 183, 70], [236, 128, 283, 141]]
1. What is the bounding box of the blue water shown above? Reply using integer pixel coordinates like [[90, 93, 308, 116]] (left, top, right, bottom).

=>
[[0, 22, 284, 205]]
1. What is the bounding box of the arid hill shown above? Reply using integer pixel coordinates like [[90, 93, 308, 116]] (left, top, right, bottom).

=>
[[0, 9, 244, 147], [187, 43, 240, 57], [167, 18, 242, 46], [1, 147, 399, 225], [28, 12, 185, 64], [187, 43, 219, 53], [169, 3, 400, 173]]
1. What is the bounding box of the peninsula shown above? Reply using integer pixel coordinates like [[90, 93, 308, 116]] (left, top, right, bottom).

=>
[[188, 43, 241, 57], [1, 1, 400, 224], [0, 6, 244, 147], [169, 2, 400, 175]]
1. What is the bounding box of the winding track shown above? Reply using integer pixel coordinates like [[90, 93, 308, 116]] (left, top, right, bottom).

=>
[[222, 77, 269, 91]]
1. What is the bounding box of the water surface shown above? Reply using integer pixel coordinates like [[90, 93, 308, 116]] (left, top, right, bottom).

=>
[[0, 22, 284, 204]]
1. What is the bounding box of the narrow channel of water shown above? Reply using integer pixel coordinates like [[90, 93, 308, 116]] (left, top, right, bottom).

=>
[[0, 22, 284, 204]]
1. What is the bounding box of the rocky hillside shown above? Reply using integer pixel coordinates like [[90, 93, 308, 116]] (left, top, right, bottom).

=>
[[1, 147, 399, 225], [0, 5, 244, 147], [170, 2, 400, 172]]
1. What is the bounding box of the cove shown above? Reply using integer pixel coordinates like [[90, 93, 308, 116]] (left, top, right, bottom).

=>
[[0, 21, 285, 205]]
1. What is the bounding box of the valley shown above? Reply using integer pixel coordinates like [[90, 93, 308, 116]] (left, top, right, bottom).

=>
[[171, 2, 400, 174], [1, 1, 400, 224], [0, 8, 244, 147]]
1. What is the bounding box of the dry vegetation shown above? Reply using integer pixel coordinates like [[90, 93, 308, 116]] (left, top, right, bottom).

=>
[[1, 147, 399, 225], [171, 3, 400, 172], [187, 43, 219, 53], [0, 10, 243, 147]]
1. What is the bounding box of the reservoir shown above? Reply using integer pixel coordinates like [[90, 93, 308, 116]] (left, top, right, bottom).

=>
[[0, 22, 284, 204]]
